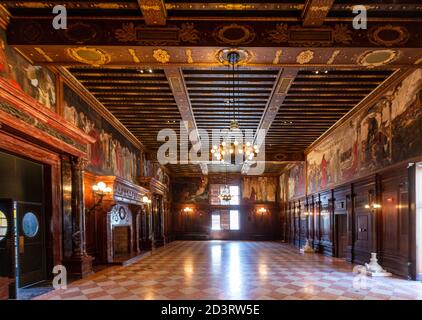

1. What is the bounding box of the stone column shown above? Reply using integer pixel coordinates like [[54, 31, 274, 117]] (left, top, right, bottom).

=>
[[63, 156, 93, 278]]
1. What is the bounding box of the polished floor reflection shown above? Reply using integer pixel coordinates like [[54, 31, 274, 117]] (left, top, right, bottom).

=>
[[36, 241, 422, 300]]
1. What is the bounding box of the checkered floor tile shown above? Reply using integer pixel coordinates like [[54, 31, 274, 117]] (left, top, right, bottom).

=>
[[34, 241, 422, 300]]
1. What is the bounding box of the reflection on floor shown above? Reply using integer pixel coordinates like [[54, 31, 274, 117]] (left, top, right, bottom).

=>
[[35, 241, 422, 300], [18, 281, 54, 300]]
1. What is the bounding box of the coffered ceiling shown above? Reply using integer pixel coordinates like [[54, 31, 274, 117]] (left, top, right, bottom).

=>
[[2, 0, 421, 176]]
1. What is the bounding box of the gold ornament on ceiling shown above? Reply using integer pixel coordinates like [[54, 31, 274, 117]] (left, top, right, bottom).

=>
[[179, 23, 200, 43], [273, 50, 282, 64], [213, 23, 255, 46], [153, 49, 170, 63], [115, 23, 137, 42], [66, 47, 111, 66], [368, 25, 409, 47], [357, 49, 398, 68], [64, 22, 97, 43], [185, 49, 194, 64], [296, 50, 314, 64], [216, 48, 253, 66], [267, 23, 352, 46]]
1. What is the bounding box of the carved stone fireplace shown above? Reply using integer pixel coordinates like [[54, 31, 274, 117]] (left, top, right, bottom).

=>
[[107, 205, 133, 262], [84, 174, 149, 265]]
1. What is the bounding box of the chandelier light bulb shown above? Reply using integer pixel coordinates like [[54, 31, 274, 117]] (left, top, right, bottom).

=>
[[222, 141, 226, 147], [234, 140, 239, 146]]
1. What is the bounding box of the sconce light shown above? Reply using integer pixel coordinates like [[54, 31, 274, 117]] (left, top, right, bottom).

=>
[[183, 207, 193, 213], [86, 181, 112, 215], [92, 181, 112, 195], [365, 203, 382, 210], [304, 211, 312, 216], [142, 196, 152, 204]]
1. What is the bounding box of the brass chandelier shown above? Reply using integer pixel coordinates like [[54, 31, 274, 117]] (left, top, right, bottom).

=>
[[210, 50, 259, 164]]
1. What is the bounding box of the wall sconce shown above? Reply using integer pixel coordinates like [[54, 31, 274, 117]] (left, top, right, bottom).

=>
[[365, 203, 382, 210], [257, 207, 267, 219], [142, 196, 152, 204], [86, 181, 112, 215], [183, 207, 193, 213], [304, 211, 312, 216]]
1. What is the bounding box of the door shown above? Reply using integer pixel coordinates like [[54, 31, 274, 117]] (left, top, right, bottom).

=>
[[0, 199, 15, 298], [336, 214, 348, 258], [16, 202, 46, 287]]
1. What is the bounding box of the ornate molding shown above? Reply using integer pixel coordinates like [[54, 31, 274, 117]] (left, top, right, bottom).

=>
[[296, 50, 314, 64], [213, 23, 256, 45], [267, 23, 352, 46], [368, 24, 409, 47], [66, 47, 111, 67]]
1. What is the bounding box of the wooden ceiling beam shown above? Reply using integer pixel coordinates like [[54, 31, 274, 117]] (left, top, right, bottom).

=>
[[302, 0, 335, 27], [242, 68, 298, 174], [164, 67, 207, 175], [137, 0, 167, 26]]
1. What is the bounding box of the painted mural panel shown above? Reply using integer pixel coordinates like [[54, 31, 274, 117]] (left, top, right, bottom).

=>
[[63, 85, 139, 181], [390, 69, 422, 163], [0, 30, 56, 111], [307, 69, 422, 194], [287, 163, 305, 200], [242, 176, 277, 203], [279, 173, 287, 203], [172, 176, 209, 203]]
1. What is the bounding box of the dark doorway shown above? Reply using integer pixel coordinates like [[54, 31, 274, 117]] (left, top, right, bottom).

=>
[[16, 202, 46, 287], [336, 214, 348, 258], [0, 151, 48, 292]]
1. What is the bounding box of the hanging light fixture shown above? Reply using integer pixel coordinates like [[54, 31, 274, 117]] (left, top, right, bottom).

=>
[[210, 50, 259, 164], [218, 162, 232, 202]]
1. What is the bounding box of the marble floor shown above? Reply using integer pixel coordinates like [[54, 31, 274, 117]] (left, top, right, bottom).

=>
[[35, 241, 422, 300]]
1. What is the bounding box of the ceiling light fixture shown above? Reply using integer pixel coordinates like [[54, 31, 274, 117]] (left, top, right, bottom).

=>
[[210, 50, 258, 164]]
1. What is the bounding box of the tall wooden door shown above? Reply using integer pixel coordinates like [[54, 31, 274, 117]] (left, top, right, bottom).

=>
[[16, 202, 46, 287], [0, 199, 15, 298], [336, 214, 348, 258]]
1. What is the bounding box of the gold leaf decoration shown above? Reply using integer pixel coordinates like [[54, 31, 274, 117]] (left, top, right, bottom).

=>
[[267, 23, 289, 43], [296, 50, 314, 64], [153, 49, 170, 63], [179, 23, 200, 43], [186, 49, 193, 64], [332, 24, 352, 44], [115, 23, 136, 42], [273, 50, 282, 64], [66, 47, 111, 66]]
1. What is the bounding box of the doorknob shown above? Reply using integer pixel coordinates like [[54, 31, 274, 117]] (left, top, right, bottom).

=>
[[19, 236, 24, 254]]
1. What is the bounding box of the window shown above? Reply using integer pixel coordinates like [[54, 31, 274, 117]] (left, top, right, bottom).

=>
[[211, 210, 240, 231], [211, 214, 221, 230], [210, 184, 240, 205], [230, 210, 240, 230], [0, 211, 7, 241]]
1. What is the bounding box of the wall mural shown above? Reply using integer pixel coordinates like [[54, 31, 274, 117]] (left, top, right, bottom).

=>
[[307, 69, 422, 194], [0, 30, 56, 111], [279, 173, 287, 203], [242, 176, 277, 203], [286, 163, 305, 200], [172, 176, 209, 203], [63, 85, 139, 181]]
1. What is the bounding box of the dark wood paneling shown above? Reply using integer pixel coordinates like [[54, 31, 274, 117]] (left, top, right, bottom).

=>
[[379, 166, 410, 278], [352, 175, 376, 265]]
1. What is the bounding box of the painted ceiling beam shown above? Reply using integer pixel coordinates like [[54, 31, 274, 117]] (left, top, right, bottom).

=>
[[137, 0, 167, 26], [301, 0, 335, 27], [164, 67, 208, 175], [242, 68, 298, 174]]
